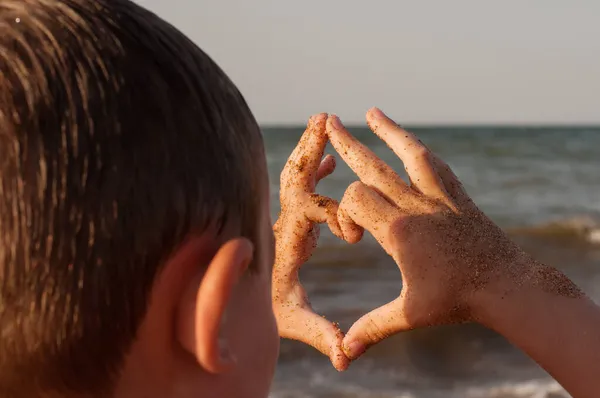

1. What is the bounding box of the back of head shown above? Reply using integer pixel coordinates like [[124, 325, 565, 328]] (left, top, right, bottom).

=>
[[0, 0, 264, 396]]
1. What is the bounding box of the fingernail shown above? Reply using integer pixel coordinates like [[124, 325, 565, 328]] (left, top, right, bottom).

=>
[[343, 340, 366, 360], [329, 115, 344, 130], [315, 113, 327, 121], [369, 107, 387, 120]]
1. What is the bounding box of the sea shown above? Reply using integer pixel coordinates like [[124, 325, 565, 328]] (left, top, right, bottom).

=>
[[263, 125, 600, 398]]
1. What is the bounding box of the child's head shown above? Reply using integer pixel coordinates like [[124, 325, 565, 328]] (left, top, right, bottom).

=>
[[0, 1, 279, 397]]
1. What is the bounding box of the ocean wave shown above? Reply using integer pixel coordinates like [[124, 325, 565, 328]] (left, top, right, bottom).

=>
[[270, 377, 569, 398], [465, 379, 569, 398], [315, 214, 600, 251], [508, 214, 600, 245], [272, 357, 569, 398]]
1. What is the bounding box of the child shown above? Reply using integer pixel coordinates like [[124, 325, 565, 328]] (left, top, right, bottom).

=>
[[0, 1, 598, 398]]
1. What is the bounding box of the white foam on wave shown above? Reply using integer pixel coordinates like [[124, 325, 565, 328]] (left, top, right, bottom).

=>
[[562, 215, 600, 245], [588, 228, 600, 244], [270, 378, 569, 398]]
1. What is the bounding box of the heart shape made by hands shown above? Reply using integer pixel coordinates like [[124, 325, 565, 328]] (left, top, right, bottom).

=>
[[273, 109, 487, 371]]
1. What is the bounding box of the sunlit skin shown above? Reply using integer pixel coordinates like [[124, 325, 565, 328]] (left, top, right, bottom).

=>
[[272, 114, 350, 371], [273, 108, 600, 398]]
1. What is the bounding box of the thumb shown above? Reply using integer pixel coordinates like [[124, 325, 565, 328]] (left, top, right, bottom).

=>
[[342, 298, 410, 360], [278, 307, 350, 371]]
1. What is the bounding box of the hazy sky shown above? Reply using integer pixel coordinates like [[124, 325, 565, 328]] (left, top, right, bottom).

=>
[[136, 0, 599, 125]]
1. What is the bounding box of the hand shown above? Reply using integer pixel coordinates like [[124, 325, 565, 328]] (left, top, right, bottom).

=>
[[326, 108, 527, 360], [272, 113, 350, 371]]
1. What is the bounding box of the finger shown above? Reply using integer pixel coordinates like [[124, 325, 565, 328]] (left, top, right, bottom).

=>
[[337, 206, 364, 244], [277, 307, 350, 371], [366, 108, 450, 202], [305, 194, 343, 240], [338, 182, 397, 250], [316, 154, 336, 184], [431, 155, 474, 208], [342, 298, 410, 360], [410, 130, 473, 207], [282, 113, 329, 193], [326, 115, 419, 208]]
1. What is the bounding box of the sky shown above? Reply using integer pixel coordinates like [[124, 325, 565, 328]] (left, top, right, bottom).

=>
[[135, 0, 600, 125]]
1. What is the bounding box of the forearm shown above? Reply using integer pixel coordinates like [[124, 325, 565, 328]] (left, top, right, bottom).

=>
[[473, 260, 600, 398]]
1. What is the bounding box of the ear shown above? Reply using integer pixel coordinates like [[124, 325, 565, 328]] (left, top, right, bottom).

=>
[[175, 237, 254, 374]]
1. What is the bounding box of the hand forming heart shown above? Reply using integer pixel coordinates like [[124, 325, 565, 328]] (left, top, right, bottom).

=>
[[273, 108, 521, 369], [272, 113, 350, 371]]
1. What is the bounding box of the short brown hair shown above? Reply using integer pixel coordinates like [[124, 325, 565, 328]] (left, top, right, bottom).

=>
[[0, 0, 265, 396]]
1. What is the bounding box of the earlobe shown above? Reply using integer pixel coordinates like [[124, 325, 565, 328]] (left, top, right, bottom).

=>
[[176, 237, 254, 374]]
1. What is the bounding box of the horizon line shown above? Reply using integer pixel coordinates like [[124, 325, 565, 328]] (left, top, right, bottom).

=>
[[260, 122, 600, 129]]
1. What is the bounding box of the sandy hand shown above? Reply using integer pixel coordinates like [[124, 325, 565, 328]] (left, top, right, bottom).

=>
[[272, 113, 350, 371], [327, 108, 526, 360]]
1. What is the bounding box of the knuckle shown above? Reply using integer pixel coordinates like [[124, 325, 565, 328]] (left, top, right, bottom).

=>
[[413, 146, 432, 163], [372, 163, 390, 178], [346, 181, 367, 197], [306, 194, 337, 219], [363, 316, 390, 342], [280, 164, 293, 184], [387, 215, 412, 241]]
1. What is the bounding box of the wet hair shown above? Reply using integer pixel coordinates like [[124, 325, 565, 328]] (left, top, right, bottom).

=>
[[0, 0, 265, 396]]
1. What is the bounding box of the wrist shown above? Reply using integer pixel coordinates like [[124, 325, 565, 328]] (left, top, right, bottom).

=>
[[468, 255, 584, 329], [468, 254, 544, 327]]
